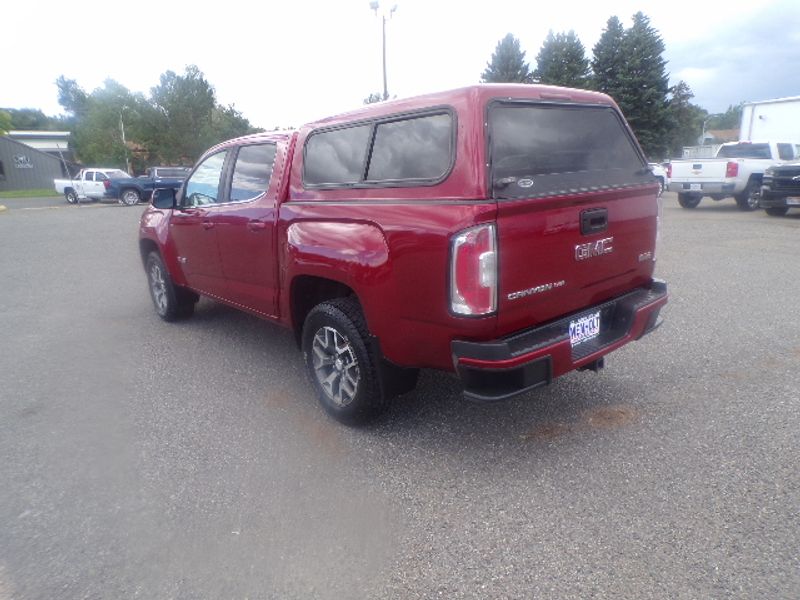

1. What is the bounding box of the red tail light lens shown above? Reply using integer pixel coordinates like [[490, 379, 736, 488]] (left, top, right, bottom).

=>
[[725, 161, 739, 178], [103, 180, 111, 189], [666, 163, 672, 178], [450, 224, 497, 316]]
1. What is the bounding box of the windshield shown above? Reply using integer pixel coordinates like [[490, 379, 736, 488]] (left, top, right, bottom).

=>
[[104, 169, 131, 179], [716, 143, 771, 159], [488, 103, 648, 199]]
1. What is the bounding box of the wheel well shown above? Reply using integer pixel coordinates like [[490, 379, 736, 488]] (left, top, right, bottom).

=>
[[64, 187, 75, 194], [291, 276, 357, 345], [139, 239, 159, 267]]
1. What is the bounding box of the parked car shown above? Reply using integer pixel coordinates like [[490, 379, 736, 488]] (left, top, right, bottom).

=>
[[105, 166, 189, 206], [760, 162, 800, 216], [54, 168, 130, 203], [667, 141, 800, 210], [139, 84, 668, 424]]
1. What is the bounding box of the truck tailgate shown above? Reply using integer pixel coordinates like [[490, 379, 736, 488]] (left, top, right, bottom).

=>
[[495, 187, 658, 335], [670, 159, 728, 182]]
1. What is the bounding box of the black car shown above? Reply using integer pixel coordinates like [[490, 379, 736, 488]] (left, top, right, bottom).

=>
[[761, 163, 800, 216]]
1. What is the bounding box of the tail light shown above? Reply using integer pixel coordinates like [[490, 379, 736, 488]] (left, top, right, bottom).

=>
[[666, 163, 672, 178], [450, 224, 497, 316], [725, 161, 739, 178], [103, 180, 111, 190]]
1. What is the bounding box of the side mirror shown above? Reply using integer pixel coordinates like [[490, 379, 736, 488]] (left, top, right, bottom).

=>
[[152, 187, 177, 209]]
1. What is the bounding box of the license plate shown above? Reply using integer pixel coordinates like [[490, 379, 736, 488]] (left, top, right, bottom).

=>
[[569, 311, 601, 347], [786, 197, 800, 206], [689, 183, 702, 191]]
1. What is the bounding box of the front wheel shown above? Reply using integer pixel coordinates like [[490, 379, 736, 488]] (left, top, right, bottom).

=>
[[764, 206, 788, 217], [145, 252, 196, 321], [678, 193, 701, 209], [64, 189, 78, 204], [120, 189, 141, 206], [302, 297, 385, 424]]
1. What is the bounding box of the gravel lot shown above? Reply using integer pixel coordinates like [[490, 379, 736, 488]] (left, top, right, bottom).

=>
[[0, 194, 798, 599]]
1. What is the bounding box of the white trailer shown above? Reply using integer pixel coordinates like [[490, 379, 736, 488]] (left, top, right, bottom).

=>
[[740, 96, 800, 142]]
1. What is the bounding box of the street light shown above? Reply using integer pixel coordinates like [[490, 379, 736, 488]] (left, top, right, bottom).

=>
[[120, 106, 131, 174], [370, 1, 397, 101]]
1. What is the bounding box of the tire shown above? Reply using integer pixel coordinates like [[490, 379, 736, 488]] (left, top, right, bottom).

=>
[[677, 193, 701, 209], [735, 181, 761, 211], [145, 251, 196, 321], [120, 189, 141, 206], [302, 297, 386, 424], [64, 189, 78, 204], [764, 206, 788, 217]]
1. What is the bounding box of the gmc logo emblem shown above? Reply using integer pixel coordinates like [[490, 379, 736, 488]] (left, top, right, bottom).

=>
[[575, 237, 614, 261]]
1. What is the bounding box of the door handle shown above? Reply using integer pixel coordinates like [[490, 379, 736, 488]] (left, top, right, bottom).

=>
[[247, 220, 267, 231], [202, 221, 215, 230]]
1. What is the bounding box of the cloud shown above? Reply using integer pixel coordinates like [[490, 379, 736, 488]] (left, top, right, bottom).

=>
[[666, 0, 800, 110]]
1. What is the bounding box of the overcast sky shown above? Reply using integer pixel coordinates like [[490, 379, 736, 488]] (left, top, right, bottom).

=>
[[3, 0, 798, 129]]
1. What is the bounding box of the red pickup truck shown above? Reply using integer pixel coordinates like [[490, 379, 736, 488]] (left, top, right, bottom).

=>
[[139, 84, 668, 424]]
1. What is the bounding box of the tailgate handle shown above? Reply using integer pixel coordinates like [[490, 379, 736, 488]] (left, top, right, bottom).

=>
[[580, 208, 608, 235]]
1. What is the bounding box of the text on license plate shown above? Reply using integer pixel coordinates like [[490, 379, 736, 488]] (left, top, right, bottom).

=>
[[786, 197, 800, 206], [689, 183, 702, 191], [569, 311, 601, 347]]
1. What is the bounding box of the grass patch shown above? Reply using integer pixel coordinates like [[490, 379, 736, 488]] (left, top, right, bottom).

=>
[[0, 189, 61, 199]]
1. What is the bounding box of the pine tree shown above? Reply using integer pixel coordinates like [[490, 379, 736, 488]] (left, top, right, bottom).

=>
[[533, 30, 590, 88], [590, 16, 625, 99], [665, 80, 706, 157], [481, 34, 531, 83], [615, 12, 671, 158]]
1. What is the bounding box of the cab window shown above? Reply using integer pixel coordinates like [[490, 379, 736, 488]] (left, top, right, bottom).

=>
[[184, 151, 228, 206]]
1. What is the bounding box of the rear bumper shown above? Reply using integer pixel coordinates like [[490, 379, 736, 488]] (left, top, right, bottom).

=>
[[668, 181, 735, 195], [451, 280, 668, 401]]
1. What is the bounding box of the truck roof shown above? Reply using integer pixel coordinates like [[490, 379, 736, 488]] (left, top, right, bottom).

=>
[[305, 84, 616, 130]]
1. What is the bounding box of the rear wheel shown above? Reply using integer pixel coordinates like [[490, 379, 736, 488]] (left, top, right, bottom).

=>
[[302, 297, 386, 424], [677, 193, 701, 209], [121, 189, 141, 206], [64, 189, 78, 204], [764, 206, 789, 217], [145, 252, 196, 321], [735, 181, 761, 211]]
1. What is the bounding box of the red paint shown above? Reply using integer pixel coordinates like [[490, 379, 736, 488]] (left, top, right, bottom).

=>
[[140, 84, 667, 394]]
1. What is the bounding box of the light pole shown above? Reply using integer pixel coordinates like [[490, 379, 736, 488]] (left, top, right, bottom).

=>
[[700, 114, 718, 146], [120, 106, 131, 174], [370, 2, 397, 101]]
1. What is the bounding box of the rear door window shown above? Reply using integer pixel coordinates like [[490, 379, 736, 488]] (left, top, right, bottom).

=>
[[366, 113, 452, 181], [777, 143, 794, 160], [488, 103, 648, 199], [304, 125, 371, 186], [229, 143, 277, 202]]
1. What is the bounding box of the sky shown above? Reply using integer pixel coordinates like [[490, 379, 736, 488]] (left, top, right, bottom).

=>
[[2, 0, 799, 130]]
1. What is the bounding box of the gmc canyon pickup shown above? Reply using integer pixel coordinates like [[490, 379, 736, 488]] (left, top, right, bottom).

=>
[[139, 84, 668, 424], [667, 141, 800, 210]]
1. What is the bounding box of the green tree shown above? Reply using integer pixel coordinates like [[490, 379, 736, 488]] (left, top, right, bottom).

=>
[[149, 65, 217, 163], [56, 76, 89, 118], [708, 103, 743, 130], [665, 80, 706, 157], [590, 16, 625, 99], [0, 110, 12, 135], [481, 34, 531, 83], [614, 12, 671, 158], [533, 30, 590, 88]]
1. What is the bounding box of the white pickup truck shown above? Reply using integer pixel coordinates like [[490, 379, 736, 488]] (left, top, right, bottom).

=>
[[54, 168, 131, 204], [667, 141, 800, 210]]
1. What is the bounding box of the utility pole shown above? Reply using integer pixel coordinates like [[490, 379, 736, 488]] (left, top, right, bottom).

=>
[[120, 107, 131, 174], [370, 2, 397, 101]]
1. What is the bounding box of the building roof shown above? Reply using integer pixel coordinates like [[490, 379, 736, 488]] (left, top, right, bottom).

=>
[[8, 130, 71, 139]]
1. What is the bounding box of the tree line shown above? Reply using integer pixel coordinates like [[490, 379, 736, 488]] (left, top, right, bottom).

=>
[[1, 66, 262, 174], [480, 13, 742, 159]]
